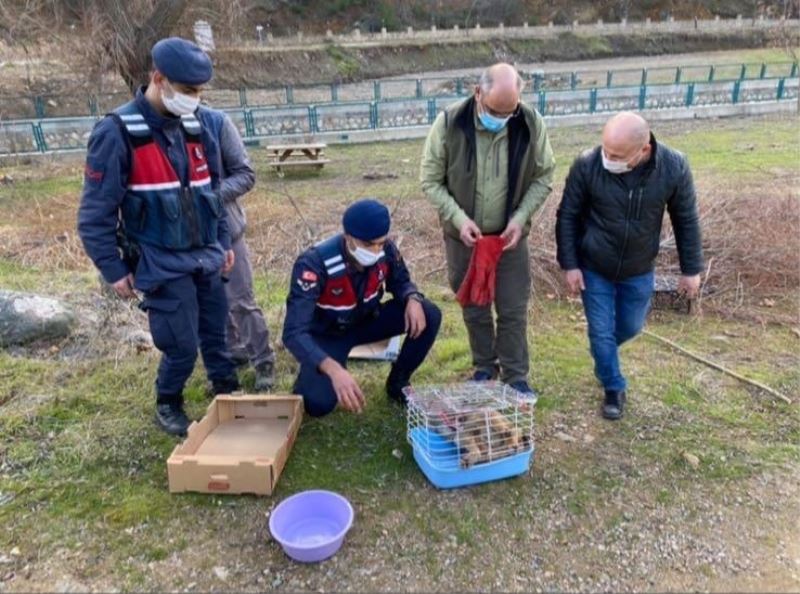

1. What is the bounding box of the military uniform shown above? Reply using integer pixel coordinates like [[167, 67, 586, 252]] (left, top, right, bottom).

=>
[[282, 234, 441, 416], [78, 39, 239, 436]]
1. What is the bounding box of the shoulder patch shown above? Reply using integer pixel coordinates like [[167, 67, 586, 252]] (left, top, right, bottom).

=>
[[301, 270, 318, 282], [84, 163, 104, 184]]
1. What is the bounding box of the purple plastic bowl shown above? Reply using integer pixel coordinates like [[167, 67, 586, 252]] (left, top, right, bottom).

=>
[[269, 490, 354, 563]]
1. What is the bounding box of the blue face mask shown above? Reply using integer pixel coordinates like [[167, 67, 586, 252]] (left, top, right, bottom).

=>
[[479, 110, 510, 133]]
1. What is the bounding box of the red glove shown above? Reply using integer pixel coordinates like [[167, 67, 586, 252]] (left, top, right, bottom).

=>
[[456, 236, 505, 307]]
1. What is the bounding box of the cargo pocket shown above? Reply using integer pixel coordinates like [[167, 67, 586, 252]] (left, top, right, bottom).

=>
[[198, 190, 222, 245], [121, 194, 147, 234], [159, 191, 183, 249], [140, 297, 189, 354]]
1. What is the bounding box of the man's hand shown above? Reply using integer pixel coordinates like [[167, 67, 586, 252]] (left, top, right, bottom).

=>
[[564, 269, 585, 297], [222, 249, 235, 275], [320, 359, 365, 413], [500, 221, 523, 251], [459, 218, 482, 247], [677, 274, 701, 299], [112, 273, 136, 299], [405, 297, 427, 339]]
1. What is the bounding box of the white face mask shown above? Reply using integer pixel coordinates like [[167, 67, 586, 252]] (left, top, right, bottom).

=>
[[349, 245, 384, 267], [161, 81, 200, 116], [601, 150, 632, 174]]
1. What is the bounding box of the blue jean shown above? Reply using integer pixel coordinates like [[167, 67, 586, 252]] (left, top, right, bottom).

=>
[[581, 268, 654, 392], [294, 298, 442, 417]]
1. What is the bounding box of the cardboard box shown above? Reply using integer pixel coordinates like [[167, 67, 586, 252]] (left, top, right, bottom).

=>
[[349, 335, 402, 361], [167, 394, 303, 496]]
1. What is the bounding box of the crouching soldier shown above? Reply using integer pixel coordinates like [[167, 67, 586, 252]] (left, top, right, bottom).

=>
[[282, 199, 442, 416], [77, 38, 239, 436]]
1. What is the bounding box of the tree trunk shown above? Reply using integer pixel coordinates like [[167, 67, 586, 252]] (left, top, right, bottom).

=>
[[106, 0, 190, 95]]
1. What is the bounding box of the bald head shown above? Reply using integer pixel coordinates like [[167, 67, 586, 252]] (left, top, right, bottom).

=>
[[476, 63, 523, 117], [601, 111, 652, 169]]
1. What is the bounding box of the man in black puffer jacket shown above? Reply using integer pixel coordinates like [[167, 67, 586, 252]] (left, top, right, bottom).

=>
[[556, 112, 703, 420]]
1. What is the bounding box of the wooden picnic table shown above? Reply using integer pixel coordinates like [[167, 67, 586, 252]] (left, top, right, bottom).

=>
[[266, 142, 330, 173]]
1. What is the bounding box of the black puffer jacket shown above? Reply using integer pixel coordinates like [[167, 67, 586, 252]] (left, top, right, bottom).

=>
[[556, 134, 703, 281]]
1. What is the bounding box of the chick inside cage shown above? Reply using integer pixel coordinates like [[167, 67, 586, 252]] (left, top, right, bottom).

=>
[[404, 382, 535, 474]]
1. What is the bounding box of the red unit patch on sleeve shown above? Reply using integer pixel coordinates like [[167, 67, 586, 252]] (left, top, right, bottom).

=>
[[301, 270, 318, 282], [84, 164, 103, 182]]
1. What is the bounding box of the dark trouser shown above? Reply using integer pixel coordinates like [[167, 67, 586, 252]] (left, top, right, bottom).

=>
[[294, 298, 442, 417], [141, 271, 236, 405], [580, 268, 654, 392], [225, 235, 275, 367], [444, 235, 531, 384]]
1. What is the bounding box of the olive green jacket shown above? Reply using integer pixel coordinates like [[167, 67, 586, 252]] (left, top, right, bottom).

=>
[[420, 96, 555, 238]]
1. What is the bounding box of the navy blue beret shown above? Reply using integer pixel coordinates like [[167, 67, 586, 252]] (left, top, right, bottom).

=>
[[342, 199, 391, 241], [151, 37, 213, 85]]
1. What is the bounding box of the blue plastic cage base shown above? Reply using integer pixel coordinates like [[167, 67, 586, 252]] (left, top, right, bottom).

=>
[[409, 428, 533, 489]]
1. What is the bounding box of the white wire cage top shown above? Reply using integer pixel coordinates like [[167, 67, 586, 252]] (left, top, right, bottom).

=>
[[404, 382, 536, 470], [403, 381, 537, 414]]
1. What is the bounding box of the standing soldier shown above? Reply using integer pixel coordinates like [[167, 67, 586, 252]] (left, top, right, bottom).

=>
[[77, 38, 239, 436]]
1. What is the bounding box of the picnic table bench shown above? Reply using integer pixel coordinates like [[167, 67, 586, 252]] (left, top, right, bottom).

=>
[[266, 142, 330, 173]]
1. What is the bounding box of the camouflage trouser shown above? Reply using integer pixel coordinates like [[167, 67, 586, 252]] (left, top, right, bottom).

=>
[[444, 235, 531, 384], [225, 235, 275, 367]]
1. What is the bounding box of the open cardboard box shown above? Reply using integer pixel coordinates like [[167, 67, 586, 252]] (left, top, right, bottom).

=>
[[349, 335, 402, 361], [167, 394, 303, 496]]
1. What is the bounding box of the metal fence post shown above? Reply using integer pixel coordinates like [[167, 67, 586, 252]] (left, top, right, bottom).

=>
[[239, 88, 248, 107], [759, 62, 767, 79], [739, 64, 747, 80], [638, 85, 647, 110], [606, 71, 613, 88], [285, 85, 294, 104], [707, 66, 715, 82], [88, 95, 98, 116], [33, 123, 47, 152], [330, 83, 339, 102], [685, 83, 695, 106], [589, 88, 597, 112], [675, 67, 682, 84], [427, 98, 436, 124], [369, 101, 378, 129], [640, 68, 648, 86], [732, 80, 741, 104], [456, 78, 464, 95], [373, 81, 381, 101], [532, 73, 543, 92], [244, 110, 255, 138], [538, 91, 546, 114], [570, 72, 577, 90], [416, 79, 423, 99], [308, 105, 319, 133], [791, 63, 798, 78], [776, 77, 785, 100]]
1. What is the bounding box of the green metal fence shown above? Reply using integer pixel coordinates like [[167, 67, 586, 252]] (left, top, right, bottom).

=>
[[1, 61, 796, 120], [2, 76, 797, 156]]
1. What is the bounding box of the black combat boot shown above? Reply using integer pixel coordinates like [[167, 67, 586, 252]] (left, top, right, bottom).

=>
[[385, 365, 411, 406], [602, 389, 627, 420], [211, 374, 241, 396], [155, 395, 191, 437]]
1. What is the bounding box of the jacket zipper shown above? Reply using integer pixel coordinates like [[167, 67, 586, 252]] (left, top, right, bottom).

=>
[[613, 189, 634, 280]]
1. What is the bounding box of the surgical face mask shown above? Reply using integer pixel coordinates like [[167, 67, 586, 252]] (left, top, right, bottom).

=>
[[349, 245, 384, 267], [161, 80, 200, 116], [601, 150, 632, 174], [479, 110, 510, 133]]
